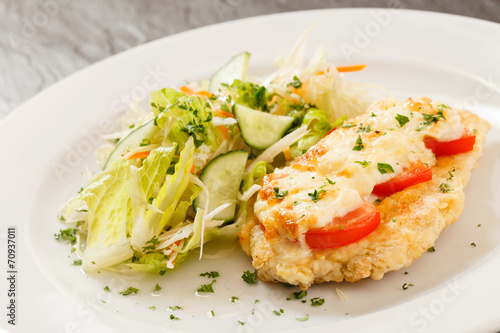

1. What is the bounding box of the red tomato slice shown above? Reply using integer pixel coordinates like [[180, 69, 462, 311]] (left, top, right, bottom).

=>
[[305, 201, 380, 249], [424, 129, 476, 157], [372, 161, 432, 197]]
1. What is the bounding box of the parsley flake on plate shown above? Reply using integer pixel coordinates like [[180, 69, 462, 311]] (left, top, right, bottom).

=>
[[119, 287, 139, 296], [242, 269, 258, 284]]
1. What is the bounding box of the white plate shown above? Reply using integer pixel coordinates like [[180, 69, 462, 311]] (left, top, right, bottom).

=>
[[1, 8, 500, 333]]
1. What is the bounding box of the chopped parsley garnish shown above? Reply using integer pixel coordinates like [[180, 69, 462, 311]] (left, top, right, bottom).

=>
[[478, 224, 482, 227], [119, 287, 139, 296], [428, 246, 436, 253], [210, 310, 215, 316], [225, 80, 271, 111], [54, 228, 77, 245], [355, 160, 371, 168], [296, 315, 310, 322], [72, 259, 82, 265], [437, 104, 449, 112], [402, 283, 414, 290], [377, 163, 394, 174], [180, 121, 208, 148], [142, 236, 160, 252], [197, 280, 216, 293], [169, 305, 183, 311], [272, 187, 288, 199], [200, 271, 220, 279], [287, 75, 303, 89], [404, 271, 409, 275], [242, 270, 258, 284], [342, 123, 357, 128], [357, 124, 371, 133], [149, 306, 156, 310], [308, 189, 326, 203], [326, 178, 336, 185], [352, 135, 364, 151], [292, 291, 308, 299], [471, 242, 477, 247], [170, 314, 180, 320], [103, 286, 110, 292], [231, 296, 239, 303], [153, 283, 162, 292], [238, 320, 246, 326], [370, 112, 377, 117], [310, 297, 325, 306], [439, 183, 452, 193], [273, 309, 285, 316], [421, 111, 445, 126], [395, 114, 410, 127]]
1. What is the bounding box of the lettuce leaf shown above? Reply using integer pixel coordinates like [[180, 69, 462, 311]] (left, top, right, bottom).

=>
[[179, 207, 205, 254], [131, 137, 195, 253], [153, 89, 219, 150], [150, 88, 185, 116], [127, 252, 168, 275], [78, 159, 134, 272], [170, 183, 201, 228], [129, 146, 176, 248], [224, 79, 272, 112], [290, 108, 331, 158]]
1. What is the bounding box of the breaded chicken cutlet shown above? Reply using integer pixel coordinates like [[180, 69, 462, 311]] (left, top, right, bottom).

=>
[[239, 97, 490, 289]]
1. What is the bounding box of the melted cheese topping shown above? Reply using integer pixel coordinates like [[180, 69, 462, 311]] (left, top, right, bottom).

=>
[[254, 98, 468, 241]]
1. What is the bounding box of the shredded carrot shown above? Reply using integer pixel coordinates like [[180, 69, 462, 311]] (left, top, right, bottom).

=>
[[180, 86, 193, 94], [291, 98, 299, 104], [336, 64, 368, 73], [283, 147, 293, 162], [315, 67, 331, 76], [215, 109, 235, 118], [126, 151, 150, 160], [190, 163, 195, 174], [219, 125, 232, 140], [270, 95, 279, 105], [197, 90, 214, 98]]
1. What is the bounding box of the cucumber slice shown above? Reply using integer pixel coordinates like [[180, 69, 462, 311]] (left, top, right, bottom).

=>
[[195, 150, 249, 221], [104, 118, 158, 170], [234, 104, 294, 150], [208, 52, 250, 93]]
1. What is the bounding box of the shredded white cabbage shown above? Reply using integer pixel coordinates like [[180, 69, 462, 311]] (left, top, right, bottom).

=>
[[238, 184, 261, 202], [211, 116, 237, 127], [245, 125, 309, 174]]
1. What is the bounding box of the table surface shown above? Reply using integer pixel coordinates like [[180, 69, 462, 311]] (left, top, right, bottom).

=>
[[1, 0, 500, 120]]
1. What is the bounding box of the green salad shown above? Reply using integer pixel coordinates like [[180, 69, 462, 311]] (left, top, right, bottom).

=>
[[56, 32, 377, 275]]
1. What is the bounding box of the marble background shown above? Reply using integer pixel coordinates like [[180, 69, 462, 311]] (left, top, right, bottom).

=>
[[1, 0, 499, 120]]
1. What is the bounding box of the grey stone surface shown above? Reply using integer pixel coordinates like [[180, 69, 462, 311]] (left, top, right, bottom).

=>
[[1, 0, 499, 119]]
